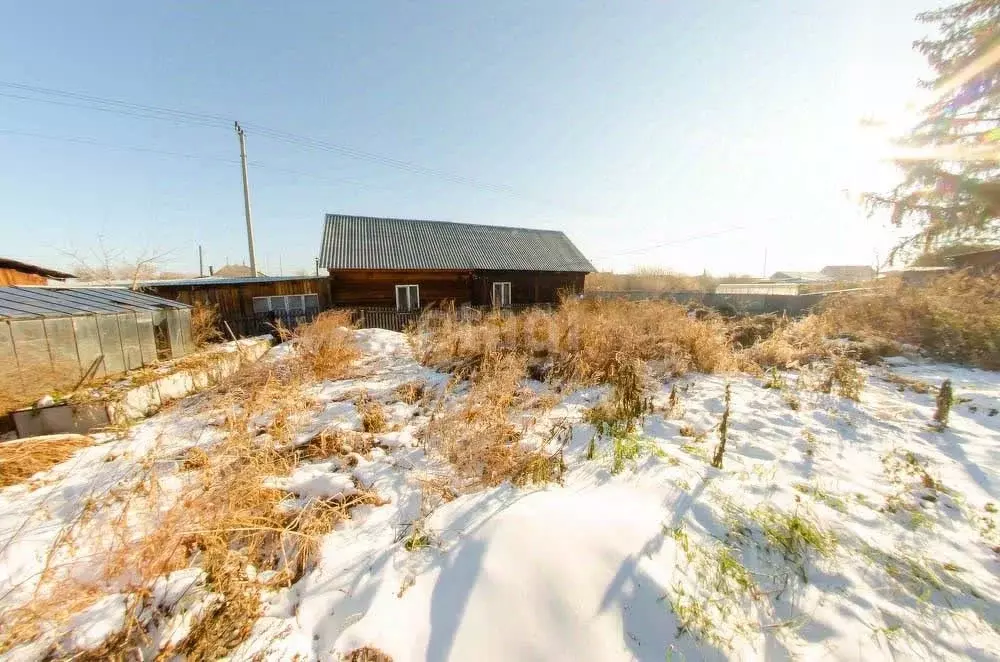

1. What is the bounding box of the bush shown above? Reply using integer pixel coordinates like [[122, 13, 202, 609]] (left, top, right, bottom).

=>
[[190, 302, 224, 348], [822, 273, 1000, 369]]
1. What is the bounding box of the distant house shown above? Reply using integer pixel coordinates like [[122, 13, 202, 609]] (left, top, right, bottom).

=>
[[820, 265, 875, 282], [0, 257, 75, 286], [770, 271, 831, 283], [211, 264, 267, 278], [946, 247, 1000, 274], [319, 214, 595, 310]]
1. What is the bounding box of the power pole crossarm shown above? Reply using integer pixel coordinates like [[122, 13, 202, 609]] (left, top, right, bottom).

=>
[[235, 121, 258, 277]]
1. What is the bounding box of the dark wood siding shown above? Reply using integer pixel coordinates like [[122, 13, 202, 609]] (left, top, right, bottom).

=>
[[328, 269, 585, 308], [329, 269, 473, 308], [470, 271, 585, 306], [142, 278, 331, 319]]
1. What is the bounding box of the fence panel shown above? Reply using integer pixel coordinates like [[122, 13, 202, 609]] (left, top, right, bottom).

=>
[[224, 309, 321, 338]]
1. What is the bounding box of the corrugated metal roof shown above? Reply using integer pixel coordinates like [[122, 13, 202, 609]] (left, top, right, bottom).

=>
[[136, 275, 327, 288], [319, 214, 595, 272], [0, 286, 190, 320]]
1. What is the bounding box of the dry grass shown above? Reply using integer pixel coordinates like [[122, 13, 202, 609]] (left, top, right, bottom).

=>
[[585, 269, 710, 293], [346, 647, 394, 662], [0, 314, 372, 659], [190, 301, 224, 348], [822, 273, 1000, 369], [0, 434, 93, 488], [356, 393, 388, 433], [416, 298, 739, 385], [423, 351, 563, 489], [394, 380, 427, 405], [293, 310, 361, 379]]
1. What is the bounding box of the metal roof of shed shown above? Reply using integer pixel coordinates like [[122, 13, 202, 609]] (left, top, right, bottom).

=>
[[136, 275, 327, 288], [319, 214, 595, 272], [0, 286, 190, 320]]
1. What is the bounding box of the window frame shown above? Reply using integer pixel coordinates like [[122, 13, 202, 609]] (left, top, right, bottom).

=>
[[395, 284, 420, 312], [252, 293, 321, 315], [492, 281, 512, 308]]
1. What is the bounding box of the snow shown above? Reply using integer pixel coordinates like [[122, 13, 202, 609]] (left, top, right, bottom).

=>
[[3, 327, 1000, 661]]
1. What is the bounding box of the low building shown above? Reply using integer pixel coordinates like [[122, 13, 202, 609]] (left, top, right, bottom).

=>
[[820, 265, 876, 282], [715, 282, 800, 295], [947, 247, 1000, 273], [319, 214, 595, 310], [0, 286, 192, 389], [138, 275, 331, 336], [0, 257, 75, 286], [769, 271, 831, 283]]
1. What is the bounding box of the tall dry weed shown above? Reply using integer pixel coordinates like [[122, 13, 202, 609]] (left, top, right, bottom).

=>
[[191, 302, 224, 348], [416, 298, 739, 385], [423, 351, 561, 488], [822, 273, 1000, 369], [0, 313, 370, 659]]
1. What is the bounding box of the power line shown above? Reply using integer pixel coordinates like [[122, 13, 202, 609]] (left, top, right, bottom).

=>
[[0, 128, 387, 191], [0, 81, 600, 218]]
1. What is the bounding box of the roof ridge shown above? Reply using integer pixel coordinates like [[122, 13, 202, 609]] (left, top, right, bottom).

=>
[[323, 213, 569, 235]]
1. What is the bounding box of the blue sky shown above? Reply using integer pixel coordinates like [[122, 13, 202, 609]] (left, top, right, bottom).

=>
[[1, 1, 939, 276]]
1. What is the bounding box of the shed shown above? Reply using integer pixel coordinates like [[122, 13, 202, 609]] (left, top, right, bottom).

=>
[[769, 271, 831, 283], [946, 247, 1000, 273], [820, 265, 876, 282], [319, 213, 595, 311], [0, 287, 193, 389], [0, 257, 76, 286], [138, 275, 331, 336]]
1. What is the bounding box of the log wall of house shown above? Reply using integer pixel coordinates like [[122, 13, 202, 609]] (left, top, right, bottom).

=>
[[143, 278, 331, 319], [0, 269, 47, 286], [327, 269, 585, 308], [470, 270, 585, 306], [328, 269, 473, 308]]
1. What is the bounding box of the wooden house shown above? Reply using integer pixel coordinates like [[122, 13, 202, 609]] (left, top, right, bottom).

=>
[[319, 214, 595, 310], [0, 257, 75, 286]]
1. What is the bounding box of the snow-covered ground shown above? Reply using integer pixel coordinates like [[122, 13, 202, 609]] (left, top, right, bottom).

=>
[[2, 329, 999, 661]]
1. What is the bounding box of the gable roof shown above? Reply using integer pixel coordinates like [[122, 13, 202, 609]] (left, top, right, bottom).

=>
[[319, 214, 595, 272], [0, 257, 76, 280]]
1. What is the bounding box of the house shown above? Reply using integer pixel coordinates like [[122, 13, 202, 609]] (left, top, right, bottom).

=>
[[210, 264, 267, 278], [947, 247, 1000, 273], [820, 265, 876, 282], [319, 214, 595, 310], [0, 257, 76, 286], [137, 275, 331, 336], [769, 271, 831, 283]]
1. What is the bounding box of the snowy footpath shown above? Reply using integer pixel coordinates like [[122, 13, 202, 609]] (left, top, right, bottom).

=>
[[2, 329, 1000, 661]]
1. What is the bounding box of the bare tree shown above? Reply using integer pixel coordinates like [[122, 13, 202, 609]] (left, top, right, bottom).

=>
[[62, 237, 174, 289]]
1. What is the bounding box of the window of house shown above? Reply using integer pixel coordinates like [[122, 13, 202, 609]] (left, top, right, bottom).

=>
[[395, 284, 420, 312], [492, 281, 512, 308], [252, 294, 321, 315]]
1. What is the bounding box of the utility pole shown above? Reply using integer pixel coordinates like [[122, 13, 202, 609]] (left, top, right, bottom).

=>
[[762, 248, 768, 279], [314, 257, 319, 276], [235, 122, 258, 277], [198, 244, 204, 277]]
